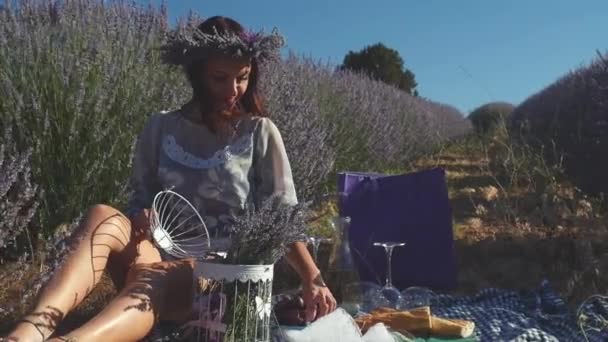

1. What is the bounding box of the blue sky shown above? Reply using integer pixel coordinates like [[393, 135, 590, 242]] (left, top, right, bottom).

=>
[[153, 0, 607, 115]]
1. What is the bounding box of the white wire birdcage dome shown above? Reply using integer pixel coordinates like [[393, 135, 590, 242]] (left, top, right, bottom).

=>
[[149, 188, 211, 259]]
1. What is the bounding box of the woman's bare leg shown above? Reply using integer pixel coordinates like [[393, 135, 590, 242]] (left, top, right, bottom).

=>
[[7, 204, 158, 341], [47, 258, 195, 342]]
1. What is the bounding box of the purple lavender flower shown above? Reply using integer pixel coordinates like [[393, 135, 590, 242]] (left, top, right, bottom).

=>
[[239, 30, 262, 45], [0, 128, 40, 260]]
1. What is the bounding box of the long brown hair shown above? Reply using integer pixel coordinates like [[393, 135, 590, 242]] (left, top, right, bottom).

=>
[[183, 16, 267, 133]]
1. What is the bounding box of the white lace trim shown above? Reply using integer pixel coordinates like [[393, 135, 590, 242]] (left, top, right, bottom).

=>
[[194, 261, 274, 282], [162, 133, 253, 169]]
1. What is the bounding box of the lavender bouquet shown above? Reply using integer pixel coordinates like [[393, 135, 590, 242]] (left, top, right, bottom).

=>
[[224, 195, 311, 265], [194, 196, 311, 342]]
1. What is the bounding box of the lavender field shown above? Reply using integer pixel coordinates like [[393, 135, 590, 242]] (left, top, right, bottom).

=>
[[0, 0, 470, 243], [1, 0, 607, 337]]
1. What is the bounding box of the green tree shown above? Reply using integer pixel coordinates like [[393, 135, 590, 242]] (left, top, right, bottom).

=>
[[339, 43, 418, 95]]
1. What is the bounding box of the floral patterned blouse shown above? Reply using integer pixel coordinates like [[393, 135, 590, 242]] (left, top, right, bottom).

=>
[[124, 102, 298, 250]]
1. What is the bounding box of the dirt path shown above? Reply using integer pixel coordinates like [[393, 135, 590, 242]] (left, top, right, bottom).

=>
[[417, 150, 608, 307]]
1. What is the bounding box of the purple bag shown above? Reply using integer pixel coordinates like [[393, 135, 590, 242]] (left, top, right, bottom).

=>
[[338, 168, 458, 290]]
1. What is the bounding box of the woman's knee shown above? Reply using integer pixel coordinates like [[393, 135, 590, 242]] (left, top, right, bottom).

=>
[[87, 203, 125, 220], [110, 258, 195, 322], [127, 259, 194, 289], [84, 203, 132, 250], [108, 237, 163, 290], [122, 259, 194, 320]]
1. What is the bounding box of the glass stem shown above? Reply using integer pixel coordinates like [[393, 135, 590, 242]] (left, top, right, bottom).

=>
[[312, 240, 320, 263], [385, 246, 394, 287]]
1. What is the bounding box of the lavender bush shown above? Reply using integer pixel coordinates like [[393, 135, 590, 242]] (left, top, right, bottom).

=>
[[0, 0, 191, 238], [469, 102, 515, 137], [263, 54, 471, 183], [510, 51, 608, 194], [260, 55, 338, 201], [0, 128, 40, 261]]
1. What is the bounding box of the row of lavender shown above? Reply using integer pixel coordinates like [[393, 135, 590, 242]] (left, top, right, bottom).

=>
[[0, 0, 470, 258], [510, 51, 608, 194]]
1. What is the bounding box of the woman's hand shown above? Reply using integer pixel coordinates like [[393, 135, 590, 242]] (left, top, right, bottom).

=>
[[130, 208, 151, 240], [283, 241, 337, 321], [301, 272, 337, 322]]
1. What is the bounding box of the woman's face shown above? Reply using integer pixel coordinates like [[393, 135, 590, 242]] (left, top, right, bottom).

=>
[[203, 57, 252, 112]]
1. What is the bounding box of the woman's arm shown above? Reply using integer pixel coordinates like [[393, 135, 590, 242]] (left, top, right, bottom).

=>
[[284, 241, 322, 286], [125, 113, 162, 216], [124, 113, 163, 233], [284, 241, 336, 321], [253, 118, 336, 321]]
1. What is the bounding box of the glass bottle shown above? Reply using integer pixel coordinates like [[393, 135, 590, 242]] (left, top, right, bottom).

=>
[[328, 216, 361, 306]]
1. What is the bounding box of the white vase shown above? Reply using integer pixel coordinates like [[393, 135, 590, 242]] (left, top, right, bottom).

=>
[[190, 262, 275, 342]]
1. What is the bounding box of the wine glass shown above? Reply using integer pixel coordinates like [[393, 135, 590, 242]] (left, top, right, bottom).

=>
[[397, 286, 435, 310], [373, 241, 406, 308], [341, 280, 385, 314], [307, 236, 333, 264]]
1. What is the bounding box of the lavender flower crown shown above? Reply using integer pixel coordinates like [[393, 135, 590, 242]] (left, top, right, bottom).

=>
[[160, 23, 286, 66]]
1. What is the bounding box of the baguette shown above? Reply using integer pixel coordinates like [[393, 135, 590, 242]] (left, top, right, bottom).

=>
[[431, 316, 475, 338], [355, 306, 475, 338], [355, 306, 432, 335]]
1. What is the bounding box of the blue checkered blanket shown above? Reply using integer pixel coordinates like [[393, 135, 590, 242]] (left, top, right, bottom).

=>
[[429, 280, 608, 341], [151, 280, 607, 341]]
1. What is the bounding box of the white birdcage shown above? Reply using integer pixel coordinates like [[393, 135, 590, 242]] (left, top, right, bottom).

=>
[[186, 262, 275, 342], [149, 189, 275, 341]]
